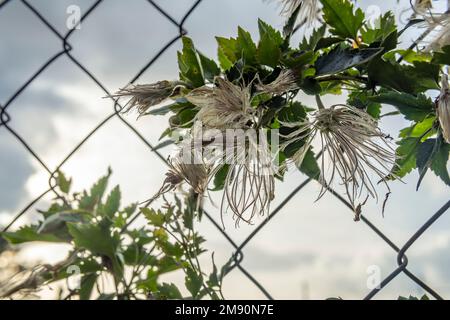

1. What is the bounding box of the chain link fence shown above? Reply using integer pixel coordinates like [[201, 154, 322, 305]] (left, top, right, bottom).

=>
[[1, 0, 449, 300]]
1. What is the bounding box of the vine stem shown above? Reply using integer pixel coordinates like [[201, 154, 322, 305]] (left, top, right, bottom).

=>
[[315, 94, 325, 110]]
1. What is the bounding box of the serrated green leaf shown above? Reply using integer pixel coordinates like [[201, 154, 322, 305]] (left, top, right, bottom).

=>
[[198, 52, 220, 82], [348, 90, 381, 119], [38, 211, 87, 234], [101, 186, 121, 218], [392, 137, 421, 178], [79, 273, 97, 300], [432, 45, 450, 65], [157, 283, 183, 300], [212, 164, 229, 191], [300, 25, 326, 51], [236, 26, 257, 65], [258, 33, 281, 67], [79, 168, 112, 211], [278, 101, 308, 122], [298, 148, 321, 180], [1, 225, 64, 244], [67, 221, 119, 258], [185, 267, 203, 298], [57, 171, 72, 194], [399, 117, 436, 139], [368, 59, 439, 94], [429, 138, 450, 186], [416, 138, 438, 189], [216, 36, 238, 70], [369, 91, 434, 122], [257, 20, 282, 67], [320, 0, 365, 40], [283, 2, 301, 42], [361, 12, 396, 44], [258, 19, 283, 46], [178, 37, 204, 88], [315, 46, 382, 76], [142, 207, 165, 227]]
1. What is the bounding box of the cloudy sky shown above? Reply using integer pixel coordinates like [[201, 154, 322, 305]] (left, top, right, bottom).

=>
[[1, 0, 450, 299]]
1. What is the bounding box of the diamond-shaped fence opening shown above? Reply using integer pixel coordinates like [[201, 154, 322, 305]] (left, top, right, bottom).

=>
[[0, 0, 449, 300]]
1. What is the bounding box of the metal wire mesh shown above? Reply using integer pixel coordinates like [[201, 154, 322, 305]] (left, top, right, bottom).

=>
[[1, 0, 449, 300]]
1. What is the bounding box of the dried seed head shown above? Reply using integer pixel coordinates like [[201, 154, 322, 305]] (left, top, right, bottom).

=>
[[183, 126, 277, 226], [413, 0, 433, 15], [277, 0, 320, 26], [113, 81, 182, 115], [256, 69, 299, 95], [438, 74, 450, 144], [282, 104, 396, 211], [166, 156, 209, 195], [187, 77, 256, 129], [425, 21, 450, 52], [218, 133, 276, 226]]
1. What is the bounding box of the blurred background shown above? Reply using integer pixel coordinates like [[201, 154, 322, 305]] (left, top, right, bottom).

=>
[[0, 0, 449, 299]]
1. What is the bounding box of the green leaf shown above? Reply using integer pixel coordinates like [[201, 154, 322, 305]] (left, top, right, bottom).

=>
[[315, 46, 382, 76], [236, 26, 257, 65], [157, 283, 183, 300], [170, 108, 197, 128], [257, 20, 283, 68], [258, 34, 281, 67], [399, 117, 436, 139], [79, 168, 112, 211], [1, 225, 64, 244], [414, 136, 450, 189], [361, 12, 396, 44], [198, 52, 220, 82], [430, 141, 450, 187], [278, 101, 308, 123], [207, 254, 220, 288], [212, 164, 229, 191], [283, 2, 301, 43], [320, 0, 365, 40], [432, 45, 450, 65], [300, 25, 326, 51], [386, 49, 431, 64], [282, 50, 317, 70], [347, 90, 381, 119], [38, 211, 87, 234], [258, 19, 283, 46], [185, 267, 203, 298], [369, 91, 434, 122], [216, 36, 238, 70], [101, 186, 121, 218], [142, 207, 165, 227], [368, 59, 439, 94], [79, 273, 97, 300], [298, 148, 321, 180], [416, 138, 438, 189], [57, 171, 72, 194], [178, 37, 204, 88], [392, 138, 420, 178], [67, 221, 119, 258]]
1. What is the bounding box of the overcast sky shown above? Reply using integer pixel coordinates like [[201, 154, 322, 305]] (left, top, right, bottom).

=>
[[1, 0, 450, 299]]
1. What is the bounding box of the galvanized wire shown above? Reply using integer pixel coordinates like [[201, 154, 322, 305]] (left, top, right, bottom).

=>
[[0, 0, 449, 300]]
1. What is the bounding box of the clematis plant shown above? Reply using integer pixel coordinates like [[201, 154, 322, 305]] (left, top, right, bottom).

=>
[[115, 0, 450, 223]]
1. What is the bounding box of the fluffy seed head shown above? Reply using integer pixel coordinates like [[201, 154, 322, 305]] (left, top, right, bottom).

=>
[[282, 104, 396, 210], [113, 81, 182, 115], [187, 77, 256, 129], [166, 156, 209, 195], [256, 69, 299, 95], [278, 0, 320, 26]]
